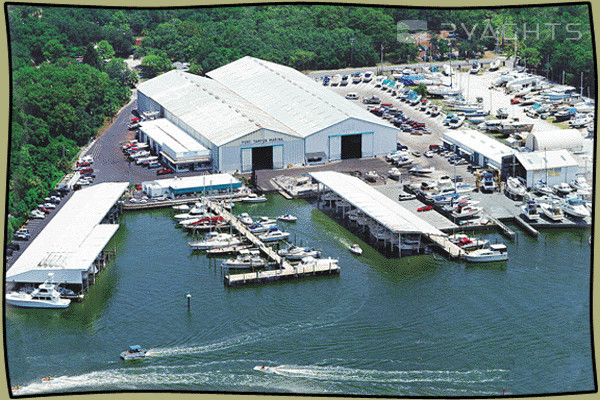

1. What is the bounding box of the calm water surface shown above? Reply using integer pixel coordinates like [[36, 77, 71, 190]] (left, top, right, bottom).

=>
[[5, 194, 594, 396]]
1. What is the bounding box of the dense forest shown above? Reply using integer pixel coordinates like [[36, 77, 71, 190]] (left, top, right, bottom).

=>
[[6, 4, 594, 240]]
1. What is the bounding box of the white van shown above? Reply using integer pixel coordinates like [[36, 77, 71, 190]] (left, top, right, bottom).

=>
[[345, 92, 359, 100]]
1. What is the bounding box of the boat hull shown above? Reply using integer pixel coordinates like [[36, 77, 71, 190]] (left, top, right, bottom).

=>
[[6, 296, 70, 309]]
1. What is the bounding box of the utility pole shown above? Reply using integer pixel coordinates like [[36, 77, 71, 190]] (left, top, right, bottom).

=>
[[380, 44, 384, 74], [580, 71, 584, 98], [349, 37, 355, 68], [562, 70, 565, 85]]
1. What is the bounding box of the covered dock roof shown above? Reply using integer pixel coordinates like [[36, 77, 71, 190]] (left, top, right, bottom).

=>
[[310, 171, 444, 236], [6, 182, 128, 285]]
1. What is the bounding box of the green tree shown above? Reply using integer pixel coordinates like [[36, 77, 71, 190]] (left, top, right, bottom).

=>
[[82, 43, 102, 69], [42, 39, 65, 62], [140, 53, 172, 77], [96, 39, 115, 60]]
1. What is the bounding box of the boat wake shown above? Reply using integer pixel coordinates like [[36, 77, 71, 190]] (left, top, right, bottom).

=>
[[250, 364, 510, 385]]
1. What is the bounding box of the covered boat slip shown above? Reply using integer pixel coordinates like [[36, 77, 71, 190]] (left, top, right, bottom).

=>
[[310, 171, 463, 258], [6, 182, 128, 290]]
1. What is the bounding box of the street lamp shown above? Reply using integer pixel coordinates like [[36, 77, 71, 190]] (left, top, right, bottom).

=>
[[349, 37, 355, 67]]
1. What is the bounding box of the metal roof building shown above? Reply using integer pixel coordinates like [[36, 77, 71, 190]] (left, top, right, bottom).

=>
[[142, 173, 242, 198], [138, 118, 211, 172], [442, 128, 516, 169], [515, 149, 579, 188], [525, 129, 584, 153], [137, 56, 398, 173], [6, 182, 128, 286]]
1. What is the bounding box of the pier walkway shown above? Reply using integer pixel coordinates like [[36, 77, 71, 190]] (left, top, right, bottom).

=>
[[204, 200, 340, 286]]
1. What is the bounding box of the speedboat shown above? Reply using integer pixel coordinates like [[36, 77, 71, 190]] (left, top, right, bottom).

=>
[[222, 250, 267, 269], [278, 245, 321, 260], [388, 168, 402, 180], [6, 276, 71, 309], [248, 222, 276, 233], [172, 204, 190, 211], [553, 182, 573, 196], [349, 244, 363, 255], [297, 256, 339, 271], [120, 345, 147, 360], [521, 200, 540, 221], [481, 173, 497, 192], [188, 233, 241, 251], [561, 197, 590, 219], [258, 228, 290, 242], [464, 244, 508, 263], [238, 213, 253, 225], [505, 177, 527, 198], [258, 216, 277, 225], [277, 214, 297, 223], [539, 200, 564, 222], [241, 193, 267, 203]]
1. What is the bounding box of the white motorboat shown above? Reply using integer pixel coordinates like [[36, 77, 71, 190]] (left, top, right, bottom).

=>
[[452, 205, 482, 219], [222, 250, 267, 269], [409, 166, 435, 175], [561, 197, 590, 219], [278, 245, 321, 260], [277, 214, 297, 223], [521, 200, 540, 221], [365, 171, 378, 182], [188, 233, 241, 251], [464, 244, 508, 263], [470, 60, 481, 74], [258, 216, 277, 225], [539, 200, 564, 222], [238, 212, 253, 225], [6, 276, 71, 309], [569, 114, 593, 128], [120, 345, 147, 360], [481, 173, 497, 192], [241, 193, 267, 203], [297, 256, 339, 270], [172, 204, 190, 211], [488, 59, 500, 71], [570, 176, 592, 192], [248, 222, 276, 233], [258, 228, 290, 242], [533, 180, 553, 196], [388, 168, 402, 180], [505, 177, 527, 198], [553, 182, 573, 196], [448, 115, 465, 129], [349, 244, 363, 255]]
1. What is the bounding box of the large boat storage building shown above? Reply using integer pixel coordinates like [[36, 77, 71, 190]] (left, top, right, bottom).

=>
[[5, 182, 128, 291], [137, 56, 398, 173]]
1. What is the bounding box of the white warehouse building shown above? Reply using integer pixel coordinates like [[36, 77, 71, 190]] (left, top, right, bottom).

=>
[[514, 149, 579, 188], [137, 56, 398, 173]]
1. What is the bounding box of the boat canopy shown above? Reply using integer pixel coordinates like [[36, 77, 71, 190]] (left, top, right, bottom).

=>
[[129, 345, 142, 351]]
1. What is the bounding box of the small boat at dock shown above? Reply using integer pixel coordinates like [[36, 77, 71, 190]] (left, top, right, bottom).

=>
[[278, 244, 321, 260], [258, 228, 291, 242], [539, 200, 564, 222], [222, 249, 268, 269], [521, 200, 540, 221], [241, 193, 267, 203], [188, 232, 242, 251], [464, 244, 508, 263]]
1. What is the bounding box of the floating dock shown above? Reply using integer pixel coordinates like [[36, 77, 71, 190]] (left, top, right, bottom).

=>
[[203, 200, 340, 286]]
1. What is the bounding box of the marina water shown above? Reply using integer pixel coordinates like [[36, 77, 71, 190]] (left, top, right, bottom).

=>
[[6, 194, 594, 396]]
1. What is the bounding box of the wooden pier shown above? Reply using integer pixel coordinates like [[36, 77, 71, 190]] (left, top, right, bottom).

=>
[[426, 234, 465, 259], [204, 200, 340, 286]]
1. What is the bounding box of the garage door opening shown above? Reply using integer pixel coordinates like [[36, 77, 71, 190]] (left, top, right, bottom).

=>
[[341, 134, 362, 159], [252, 146, 273, 170]]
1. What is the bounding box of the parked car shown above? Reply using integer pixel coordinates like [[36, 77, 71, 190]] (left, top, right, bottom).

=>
[[362, 96, 381, 104], [345, 93, 359, 100], [157, 167, 173, 175], [134, 183, 143, 190], [411, 150, 421, 157], [424, 151, 434, 158], [42, 202, 57, 209], [30, 210, 45, 219], [148, 161, 161, 169], [429, 144, 441, 151], [418, 205, 434, 212]]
